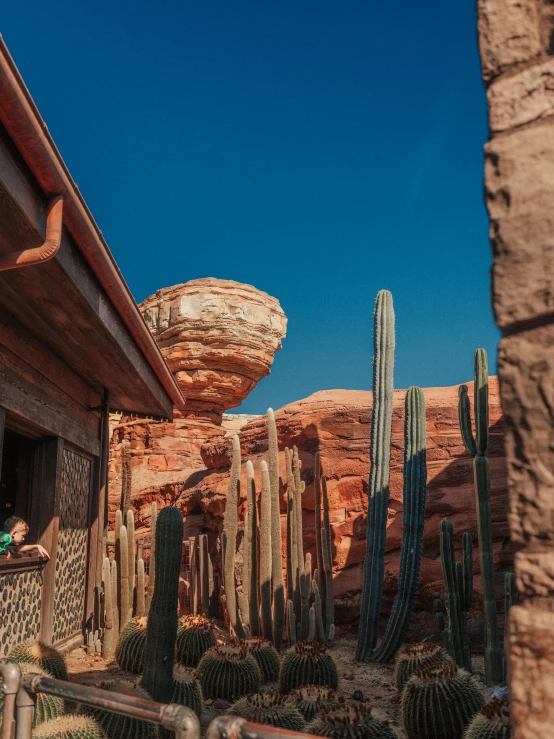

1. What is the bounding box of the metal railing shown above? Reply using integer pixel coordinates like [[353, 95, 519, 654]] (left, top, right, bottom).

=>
[[0, 660, 200, 739], [206, 715, 314, 739]]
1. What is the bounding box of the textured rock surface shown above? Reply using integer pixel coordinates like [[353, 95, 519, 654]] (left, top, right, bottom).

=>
[[140, 278, 287, 423], [478, 1, 554, 732], [109, 378, 512, 642]]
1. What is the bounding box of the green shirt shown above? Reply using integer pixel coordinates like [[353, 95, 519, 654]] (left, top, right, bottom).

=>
[[0, 532, 11, 554]]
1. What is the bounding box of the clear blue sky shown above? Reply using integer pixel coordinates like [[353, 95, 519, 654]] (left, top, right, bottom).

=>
[[2, 1, 497, 415]]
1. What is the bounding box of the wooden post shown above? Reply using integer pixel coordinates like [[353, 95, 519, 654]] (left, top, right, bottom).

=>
[[38, 437, 64, 645]]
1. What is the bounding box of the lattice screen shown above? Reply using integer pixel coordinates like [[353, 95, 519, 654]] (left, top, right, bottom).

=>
[[52, 449, 91, 644], [0, 569, 42, 655]]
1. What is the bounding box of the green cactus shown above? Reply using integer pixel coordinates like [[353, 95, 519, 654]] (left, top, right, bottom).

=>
[[287, 600, 297, 645], [121, 441, 132, 514], [32, 716, 107, 739], [229, 691, 306, 730], [432, 593, 449, 651], [115, 616, 147, 673], [307, 701, 398, 739], [260, 461, 273, 641], [117, 524, 130, 633], [285, 685, 338, 722], [222, 435, 246, 638], [197, 643, 261, 701], [279, 641, 338, 693], [0, 664, 64, 727], [175, 614, 217, 668], [357, 292, 427, 663], [110, 560, 119, 636], [268, 408, 285, 651], [136, 558, 146, 617], [314, 453, 325, 620], [401, 662, 484, 739], [79, 680, 156, 739], [102, 557, 117, 658], [244, 461, 260, 637], [458, 350, 503, 685], [172, 666, 203, 717], [504, 573, 519, 617], [8, 640, 68, 681], [244, 637, 281, 683], [140, 506, 183, 705], [465, 696, 512, 739], [126, 509, 136, 610], [145, 501, 157, 614], [394, 643, 452, 694]]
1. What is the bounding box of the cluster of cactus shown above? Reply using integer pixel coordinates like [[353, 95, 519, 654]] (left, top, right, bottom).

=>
[[285, 685, 338, 721], [229, 691, 306, 730], [175, 614, 217, 667], [401, 661, 484, 739], [458, 350, 503, 685], [0, 663, 64, 727], [465, 696, 512, 739], [115, 616, 148, 673], [188, 534, 214, 618], [8, 640, 68, 681], [394, 643, 452, 693], [307, 701, 398, 739], [140, 506, 184, 705], [102, 504, 147, 658], [243, 637, 281, 683], [279, 641, 338, 693], [78, 680, 156, 739], [197, 643, 262, 701], [32, 716, 107, 739], [171, 666, 203, 717], [356, 290, 428, 663], [438, 518, 473, 671]]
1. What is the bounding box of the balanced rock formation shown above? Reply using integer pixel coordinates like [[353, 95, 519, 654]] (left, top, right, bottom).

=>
[[112, 377, 512, 641], [140, 278, 287, 423]]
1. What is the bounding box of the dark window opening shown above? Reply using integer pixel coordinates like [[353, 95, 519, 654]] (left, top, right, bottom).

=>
[[0, 429, 38, 529]]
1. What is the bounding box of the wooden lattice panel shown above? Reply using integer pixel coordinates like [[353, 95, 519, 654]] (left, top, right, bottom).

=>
[[52, 449, 91, 644], [0, 569, 42, 655]]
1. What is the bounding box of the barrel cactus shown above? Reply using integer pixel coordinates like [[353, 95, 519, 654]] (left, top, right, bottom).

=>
[[115, 616, 147, 674], [9, 640, 68, 681], [285, 685, 338, 722], [172, 666, 203, 717], [244, 637, 281, 683], [197, 643, 262, 701], [280, 641, 338, 693], [465, 697, 512, 739], [1, 663, 64, 726], [401, 662, 484, 739], [32, 716, 107, 739], [229, 691, 306, 731], [175, 615, 217, 668], [78, 680, 157, 739], [307, 701, 398, 739], [394, 643, 452, 694]]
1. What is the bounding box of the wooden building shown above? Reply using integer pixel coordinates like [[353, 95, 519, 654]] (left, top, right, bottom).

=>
[[0, 39, 185, 653]]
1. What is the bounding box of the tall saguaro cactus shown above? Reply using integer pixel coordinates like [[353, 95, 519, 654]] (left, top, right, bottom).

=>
[[458, 349, 503, 685], [222, 435, 246, 638], [268, 409, 285, 651], [245, 461, 260, 636], [141, 506, 184, 705], [356, 291, 428, 663]]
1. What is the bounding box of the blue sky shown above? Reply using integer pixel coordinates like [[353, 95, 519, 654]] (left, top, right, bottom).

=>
[[2, 1, 496, 414]]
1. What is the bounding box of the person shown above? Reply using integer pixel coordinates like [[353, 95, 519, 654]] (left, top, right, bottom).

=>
[[0, 516, 49, 559]]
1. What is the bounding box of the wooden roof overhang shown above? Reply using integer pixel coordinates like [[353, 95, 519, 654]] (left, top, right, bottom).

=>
[[0, 38, 185, 427]]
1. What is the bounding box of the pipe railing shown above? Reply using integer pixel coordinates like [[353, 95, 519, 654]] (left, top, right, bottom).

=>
[[0, 661, 200, 739], [206, 715, 315, 739]]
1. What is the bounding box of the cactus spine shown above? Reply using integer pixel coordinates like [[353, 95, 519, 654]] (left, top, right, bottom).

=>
[[356, 290, 395, 660], [145, 502, 157, 613], [102, 557, 116, 657], [268, 408, 285, 650], [458, 349, 503, 685], [279, 641, 338, 692], [126, 510, 135, 609], [357, 292, 428, 662], [140, 506, 183, 705], [260, 460, 273, 640], [136, 558, 145, 617], [32, 715, 107, 739], [118, 525, 130, 632]]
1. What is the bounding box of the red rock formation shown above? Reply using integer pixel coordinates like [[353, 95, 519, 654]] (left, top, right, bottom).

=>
[[140, 278, 287, 423], [110, 378, 512, 642]]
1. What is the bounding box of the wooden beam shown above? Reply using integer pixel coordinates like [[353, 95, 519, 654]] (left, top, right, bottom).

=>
[[38, 437, 64, 645]]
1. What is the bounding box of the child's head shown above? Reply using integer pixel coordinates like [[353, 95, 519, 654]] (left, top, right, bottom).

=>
[[4, 516, 29, 544]]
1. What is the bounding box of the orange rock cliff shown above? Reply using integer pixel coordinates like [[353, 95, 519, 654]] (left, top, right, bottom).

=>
[[109, 277, 513, 641]]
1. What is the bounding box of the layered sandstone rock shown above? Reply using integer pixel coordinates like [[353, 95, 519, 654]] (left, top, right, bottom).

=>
[[140, 278, 287, 423], [111, 378, 512, 643]]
